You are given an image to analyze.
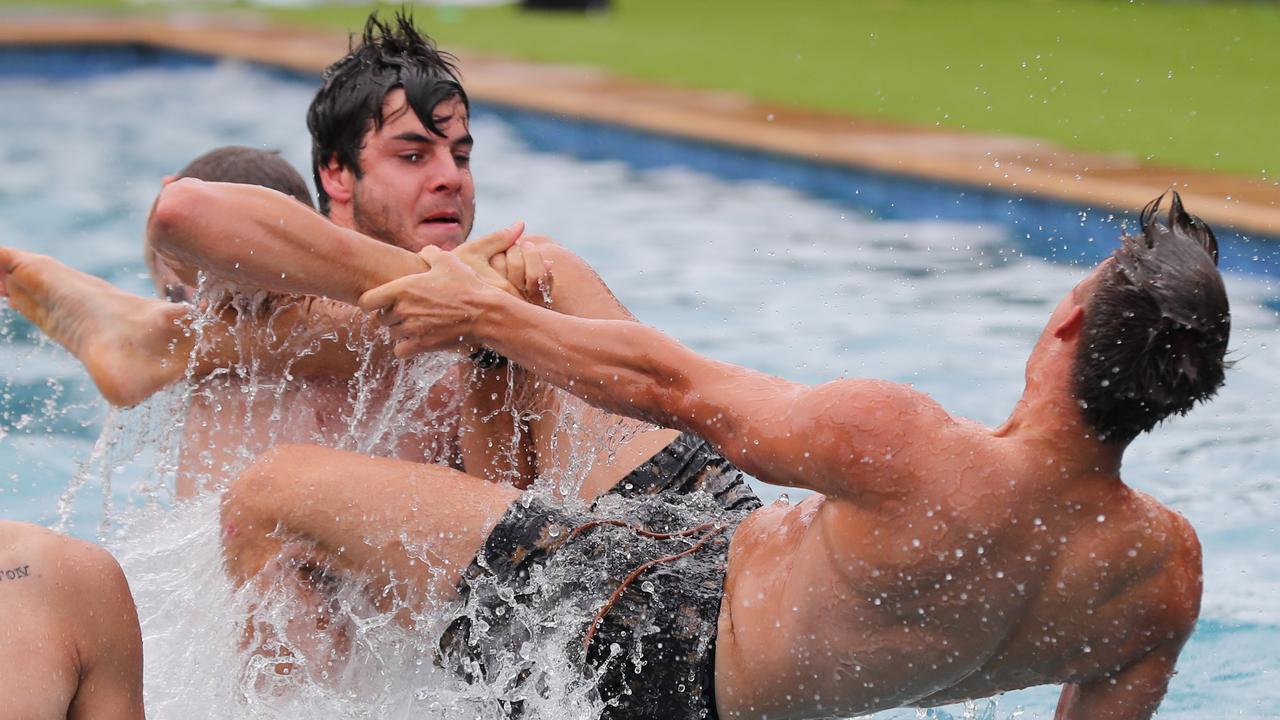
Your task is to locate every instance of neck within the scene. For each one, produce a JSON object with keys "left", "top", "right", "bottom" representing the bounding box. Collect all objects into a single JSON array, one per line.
[
  {"left": 995, "top": 357, "right": 1126, "bottom": 480},
  {"left": 327, "top": 202, "right": 355, "bottom": 231}
]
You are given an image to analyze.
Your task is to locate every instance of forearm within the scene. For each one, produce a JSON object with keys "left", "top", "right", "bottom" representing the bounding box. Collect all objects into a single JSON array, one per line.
[
  {"left": 148, "top": 179, "right": 425, "bottom": 304},
  {"left": 471, "top": 289, "right": 704, "bottom": 432}
]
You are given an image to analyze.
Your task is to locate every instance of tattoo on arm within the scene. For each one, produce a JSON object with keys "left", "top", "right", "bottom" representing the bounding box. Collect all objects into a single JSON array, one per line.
[{"left": 0, "top": 565, "right": 31, "bottom": 582}]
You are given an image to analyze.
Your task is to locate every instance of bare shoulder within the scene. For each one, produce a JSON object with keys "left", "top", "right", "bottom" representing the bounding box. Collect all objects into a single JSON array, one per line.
[
  {"left": 1158, "top": 505, "right": 1204, "bottom": 633},
  {"left": 785, "top": 379, "right": 958, "bottom": 497},
  {"left": 521, "top": 234, "right": 634, "bottom": 320},
  {"left": 1128, "top": 493, "right": 1203, "bottom": 636},
  {"left": 794, "top": 378, "right": 954, "bottom": 444},
  {"left": 0, "top": 521, "right": 130, "bottom": 612}
]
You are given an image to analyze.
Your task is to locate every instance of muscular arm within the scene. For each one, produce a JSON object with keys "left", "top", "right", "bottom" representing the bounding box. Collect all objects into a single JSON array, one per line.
[
  {"left": 363, "top": 251, "right": 939, "bottom": 498},
  {"left": 149, "top": 179, "right": 426, "bottom": 304},
  {"left": 1056, "top": 519, "right": 1200, "bottom": 720},
  {"left": 147, "top": 179, "right": 529, "bottom": 384}
]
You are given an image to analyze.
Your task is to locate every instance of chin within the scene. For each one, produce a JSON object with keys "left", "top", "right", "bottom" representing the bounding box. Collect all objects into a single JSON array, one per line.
[{"left": 411, "top": 228, "right": 466, "bottom": 253}]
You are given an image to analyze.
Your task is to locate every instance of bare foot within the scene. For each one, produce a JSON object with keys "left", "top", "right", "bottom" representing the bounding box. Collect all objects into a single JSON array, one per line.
[{"left": 0, "top": 247, "right": 192, "bottom": 407}]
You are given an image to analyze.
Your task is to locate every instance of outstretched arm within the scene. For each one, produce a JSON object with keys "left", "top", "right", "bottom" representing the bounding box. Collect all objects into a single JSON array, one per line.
[{"left": 360, "top": 250, "right": 940, "bottom": 499}]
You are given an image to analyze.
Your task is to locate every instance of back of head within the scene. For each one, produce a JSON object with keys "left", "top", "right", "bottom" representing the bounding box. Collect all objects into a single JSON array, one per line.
[
  {"left": 307, "top": 10, "right": 467, "bottom": 214},
  {"left": 174, "top": 146, "right": 314, "bottom": 208},
  {"left": 147, "top": 146, "right": 313, "bottom": 301},
  {"left": 1073, "top": 192, "right": 1231, "bottom": 444}
]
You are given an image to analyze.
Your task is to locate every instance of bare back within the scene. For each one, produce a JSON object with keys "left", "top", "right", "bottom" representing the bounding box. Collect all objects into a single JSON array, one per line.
[{"left": 714, "top": 388, "right": 1201, "bottom": 719}]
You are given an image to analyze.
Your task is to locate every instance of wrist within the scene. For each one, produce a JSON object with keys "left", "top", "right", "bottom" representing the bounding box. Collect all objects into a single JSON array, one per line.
[{"left": 468, "top": 283, "right": 513, "bottom": 347}]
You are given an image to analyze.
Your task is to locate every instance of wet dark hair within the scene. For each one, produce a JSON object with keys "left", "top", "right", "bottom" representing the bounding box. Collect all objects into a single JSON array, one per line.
[
  {"left": 306, "top": 10, "right": 467, "bottom": 214},
  {"left": 1073, "top": 191, "right": 1231, "bottom": 444},
  {"left": 175, "top": 146, "right": 314, "bottom": 208}
]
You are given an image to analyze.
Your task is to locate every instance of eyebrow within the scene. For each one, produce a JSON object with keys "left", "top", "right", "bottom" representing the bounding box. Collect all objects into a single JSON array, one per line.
[{"left": 391, "top": 131, "right": 474, "bottom": 147}]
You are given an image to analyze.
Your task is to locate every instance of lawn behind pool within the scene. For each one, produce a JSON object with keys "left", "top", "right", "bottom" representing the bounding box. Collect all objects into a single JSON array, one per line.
[{"left": 11, "top": 0, "right": 1280, "bottom": 181}]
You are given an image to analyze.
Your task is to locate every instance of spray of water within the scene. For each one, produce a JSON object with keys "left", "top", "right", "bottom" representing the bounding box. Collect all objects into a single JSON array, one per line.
[{"left": 65, "top": 281, "right": 658, "bottom": 719}]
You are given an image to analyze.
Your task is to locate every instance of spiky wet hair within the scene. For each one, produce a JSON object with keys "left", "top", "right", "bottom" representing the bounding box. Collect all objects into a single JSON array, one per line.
[
  {"left": 306, "top": 10, "right": 467, "bottom": 214},
  {"left": 1073, "top": 191, "right": 1231, "bottom": 443}
]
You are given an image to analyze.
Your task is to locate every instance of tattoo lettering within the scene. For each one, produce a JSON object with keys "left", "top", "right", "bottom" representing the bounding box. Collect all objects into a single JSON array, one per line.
[{"left": 0, "top": 565, "right": 31, "bottom": 582}]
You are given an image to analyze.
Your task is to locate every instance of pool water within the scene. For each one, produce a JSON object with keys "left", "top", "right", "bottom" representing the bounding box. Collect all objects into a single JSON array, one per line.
[{"left": 1, "top": 49, "right": 1277, "bottom": 719}]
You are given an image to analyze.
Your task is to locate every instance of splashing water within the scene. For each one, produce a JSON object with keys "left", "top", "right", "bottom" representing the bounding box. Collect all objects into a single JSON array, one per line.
[{"left": 74, "top": 282, "right": 662, "bottom": 718}]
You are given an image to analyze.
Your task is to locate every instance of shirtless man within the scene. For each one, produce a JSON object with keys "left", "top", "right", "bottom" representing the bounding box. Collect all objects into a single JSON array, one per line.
[
  {"left": 205, "top": 191, "right": 1226, "bottom": 719},
  {"left": 0, "top": 521, "right": 145, "bottom": 720}
]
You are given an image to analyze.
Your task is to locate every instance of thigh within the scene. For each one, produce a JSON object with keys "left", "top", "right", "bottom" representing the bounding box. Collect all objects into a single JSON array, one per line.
[{"left": 224, "top": 445, "right": 522, "bottom": 603}]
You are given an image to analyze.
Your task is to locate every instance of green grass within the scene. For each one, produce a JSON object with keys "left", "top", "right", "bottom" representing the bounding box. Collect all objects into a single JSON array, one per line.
[{"left": 10, "top": 0, "right": 1280, "bottom": 178}]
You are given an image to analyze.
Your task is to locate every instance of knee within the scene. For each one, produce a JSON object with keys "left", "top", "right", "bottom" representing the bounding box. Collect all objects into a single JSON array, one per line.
[{"left": 221, "top": 444, "right": 308, "bottom": 537}]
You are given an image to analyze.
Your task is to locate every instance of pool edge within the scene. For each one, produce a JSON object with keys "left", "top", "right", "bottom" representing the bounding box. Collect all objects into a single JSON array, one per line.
[{"left": 1, "top": 13, "right": 1278, "bottom": 238}]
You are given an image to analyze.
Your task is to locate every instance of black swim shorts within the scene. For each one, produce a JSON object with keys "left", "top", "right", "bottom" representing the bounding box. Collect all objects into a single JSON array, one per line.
[{"left": 439, "top": 432, "right": 762, "bottom": 719}]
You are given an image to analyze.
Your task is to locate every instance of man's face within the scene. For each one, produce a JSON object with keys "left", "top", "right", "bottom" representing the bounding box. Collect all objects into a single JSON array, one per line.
[{"left": 349, "top": 89, "right": 475, "bottom": 252}]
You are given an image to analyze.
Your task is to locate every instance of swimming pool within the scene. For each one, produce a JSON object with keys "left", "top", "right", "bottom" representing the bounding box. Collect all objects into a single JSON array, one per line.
[{"left": 1, "top": 46, "right": 1277, "bottom": 719}]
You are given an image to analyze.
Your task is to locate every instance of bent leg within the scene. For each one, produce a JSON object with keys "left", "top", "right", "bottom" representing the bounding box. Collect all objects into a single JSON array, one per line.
[{"left": 222, "top": 444, "right": 521, "bottom": 615}]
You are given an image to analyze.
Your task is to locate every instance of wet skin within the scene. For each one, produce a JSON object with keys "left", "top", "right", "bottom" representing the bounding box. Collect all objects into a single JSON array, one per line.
[
  {"left": 359, "top": 250, "right": 1203, "bottom": 719},
  {"left": 0, "top": 522, "right": 144, "bottom": 720}
]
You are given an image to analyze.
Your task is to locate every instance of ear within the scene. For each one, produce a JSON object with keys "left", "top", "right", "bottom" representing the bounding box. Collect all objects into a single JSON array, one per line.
[
  {"left": 1052, "top": 305, "right": 1085, "bottom": 341},
  {"left": 318, "top": 154, "right": 355, "bottom": 207}
]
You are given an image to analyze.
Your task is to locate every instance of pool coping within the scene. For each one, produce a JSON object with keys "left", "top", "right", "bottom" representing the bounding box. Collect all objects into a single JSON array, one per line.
[{"left": 3, "top": 13, "right": 1278, "bottom": 238}]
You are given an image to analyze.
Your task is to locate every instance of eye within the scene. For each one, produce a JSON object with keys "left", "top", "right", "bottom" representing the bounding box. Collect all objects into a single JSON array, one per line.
[
  {"left": 400, "top": 152, "right": 422, "bottom": 163},
  {"left": 454, "top": 153, "right": 471, "bottom": 167}
]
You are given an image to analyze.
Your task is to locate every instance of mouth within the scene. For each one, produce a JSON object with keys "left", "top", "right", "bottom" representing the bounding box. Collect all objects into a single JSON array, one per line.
[{"left": 420, "top": 211, "right": 461, "bottom": 229}]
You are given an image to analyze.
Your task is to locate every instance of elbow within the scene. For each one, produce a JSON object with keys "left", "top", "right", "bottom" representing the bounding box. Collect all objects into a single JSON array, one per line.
[{"left": 147, "top": 177, "right": 209, "bottom": 260}]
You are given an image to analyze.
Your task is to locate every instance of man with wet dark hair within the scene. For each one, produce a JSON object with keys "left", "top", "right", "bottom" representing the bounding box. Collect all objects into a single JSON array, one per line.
[
  {"left": 306, "top": 13, "right": 469, "bottom": 226},
  {"left": 1073, "top": 193, "right": 1230, "bottom": 443},
  {"left": 201, "top": 192, "right": 1226, "bottom": 719},
  {"left": 368, "top": 194, "right": 1226, "bottom": 718}
]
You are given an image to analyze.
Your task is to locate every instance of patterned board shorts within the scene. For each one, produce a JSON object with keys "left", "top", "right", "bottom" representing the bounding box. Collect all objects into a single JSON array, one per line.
[{"left": 438, "top": 432, "right": 762, "bottom": 719}]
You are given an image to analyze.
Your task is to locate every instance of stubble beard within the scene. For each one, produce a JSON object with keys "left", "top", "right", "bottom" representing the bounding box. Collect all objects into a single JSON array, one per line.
[{"left": 351, "top": 182, "right": 412, "bottom": 251}]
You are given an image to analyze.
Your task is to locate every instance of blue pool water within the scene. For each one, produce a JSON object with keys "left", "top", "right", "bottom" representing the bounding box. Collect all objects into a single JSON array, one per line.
[{"left": 1, "top": 47, "right": 1277, "bottom": 719}]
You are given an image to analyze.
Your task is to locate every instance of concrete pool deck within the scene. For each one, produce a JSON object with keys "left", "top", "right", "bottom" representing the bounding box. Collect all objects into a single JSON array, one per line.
[{"left": 3, "top": 13, "right": 1278, "bottom": 238}]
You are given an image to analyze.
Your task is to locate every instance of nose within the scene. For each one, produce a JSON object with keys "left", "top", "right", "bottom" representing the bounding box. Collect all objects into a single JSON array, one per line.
[{"left": 427, "top": 148, "right": 463, "bottom": 194}]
